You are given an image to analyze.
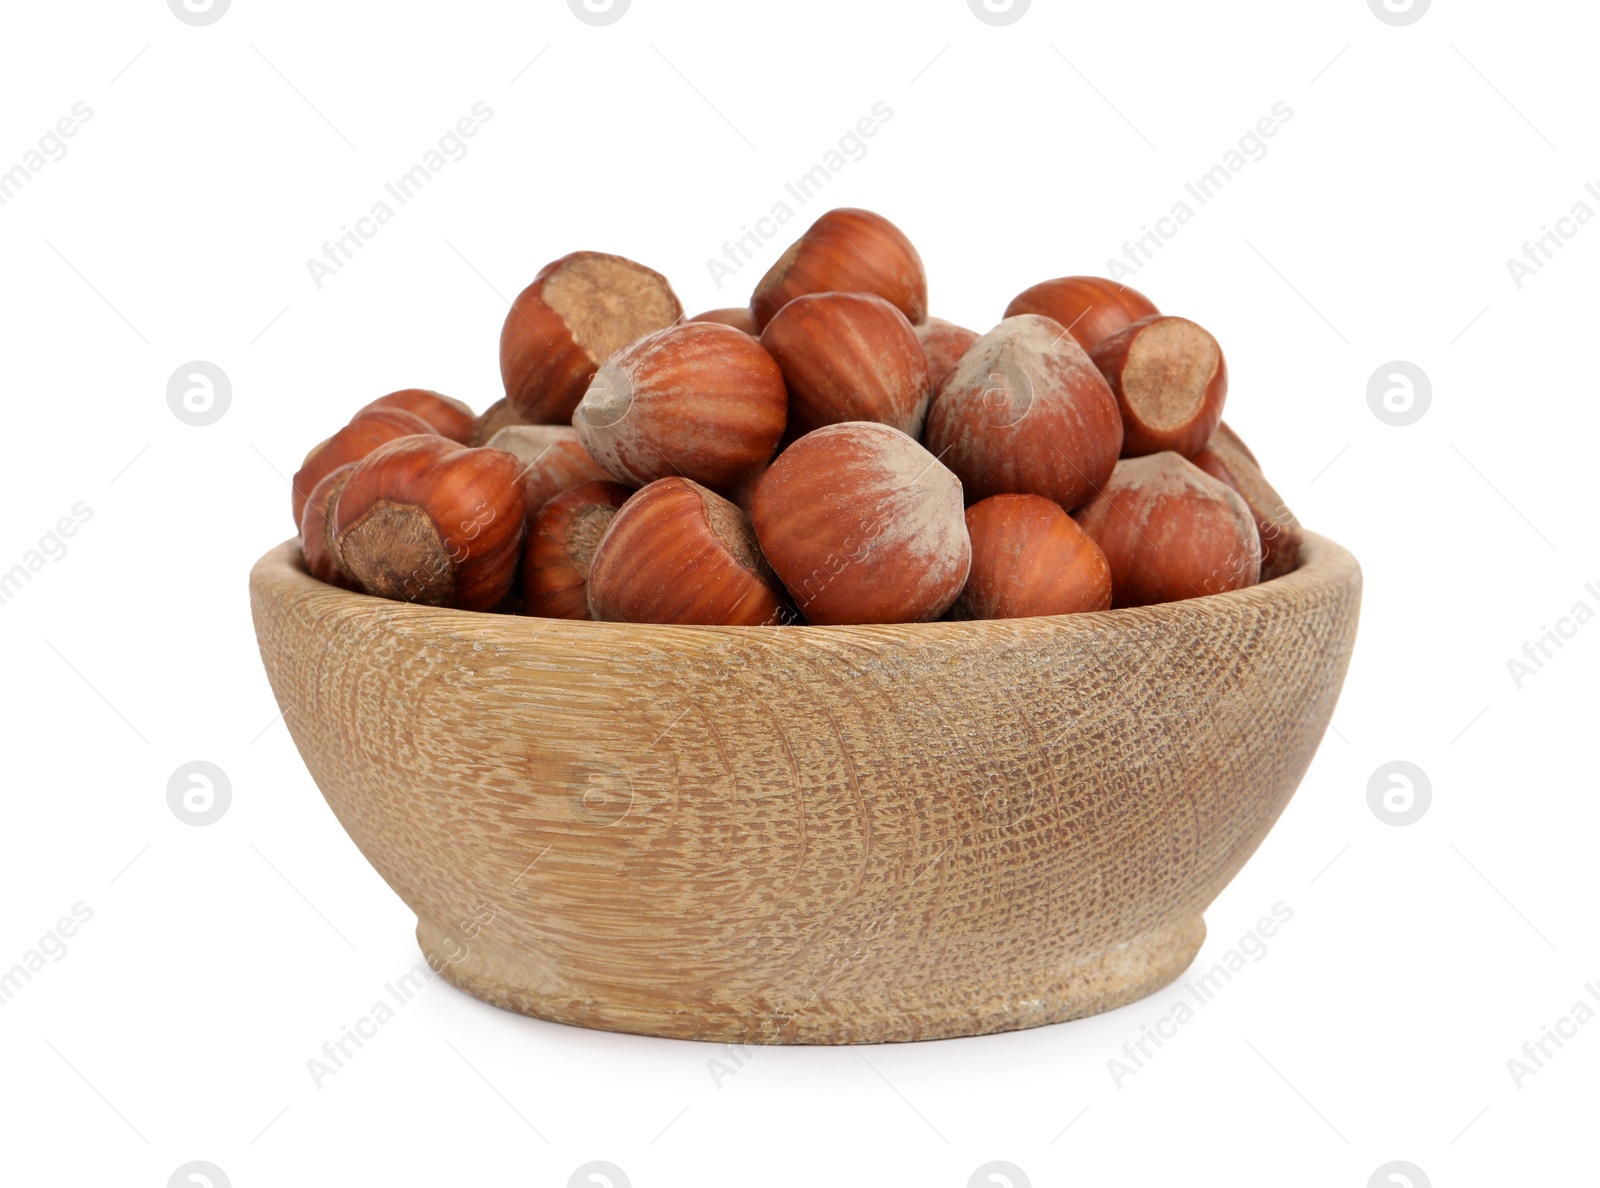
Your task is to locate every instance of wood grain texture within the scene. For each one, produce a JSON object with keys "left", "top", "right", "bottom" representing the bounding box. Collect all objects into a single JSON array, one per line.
[{"left": 250, "top": 532, "right": 1361, "bottom": 1044}]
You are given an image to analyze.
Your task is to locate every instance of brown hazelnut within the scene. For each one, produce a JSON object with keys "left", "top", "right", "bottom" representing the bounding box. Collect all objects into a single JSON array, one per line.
[
  {"left": 469, "top": 397, "right": 530, "bottom": 447},
  {"left": 954, "top": 494, "right": 1111, "bottom": 619},
  {"left": 922, "top": 314, "right": 1123, "bottom": 511},
  {"left": 587, "top": 477, "right": 793, "bottom": 626},
  {"left": 1073, "top": 452, "right": 1260, "bottom": 607},
  {"left": 500, "top": 251, "right": 682, "bottom": 423},
  {"left": 1003, "top": 276, "right": 1159, "bottom": 351},
  {"left": 572, "top": 321, "right": 787, "bottom": 494},
  {"left": 1192, "top": 424, "right": 1301, "bottom": 581},
  {"left": 291, "top": 406, "right": 435, "bottom": 528},
  {"left": 752, "top": 422, "right": 970, "bottom": 625},
  {"left": 361, "top": 389, "right": 476, "bottom": 444},
  {"left": 484, "top": 425, "right": 611, "bottom": 513},
  {"left": 299, "top": 463, "right": 358, "bottom": 589},
  {"left": 332, "top": 435, "right": 526, "bottom": 611},
  {"left": 915, "top": 317, "right": 980, "bottom": 391},
  {"left": 1089, "top": 315, "right": 1227, "bottom": 459},
  {"left": 688, "top": 307, "right": 758, "bottom": 335},
  {"left": 1209, "top": 420, "right": 1259, "bottom": 468},
  {"left": 522, "top": 479, "right": 634, "bottom": 619},
  {"left": 759, "top": 291, "right": 931, "bottom": 438},
  {"left": 750, "top": 208, "right": 927, "bottom": 331}
]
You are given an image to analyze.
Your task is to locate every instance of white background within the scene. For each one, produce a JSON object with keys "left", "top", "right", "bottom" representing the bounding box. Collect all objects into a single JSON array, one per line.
[{"left": 2, "top": 1, "right": 1596, "bottom": 1184}]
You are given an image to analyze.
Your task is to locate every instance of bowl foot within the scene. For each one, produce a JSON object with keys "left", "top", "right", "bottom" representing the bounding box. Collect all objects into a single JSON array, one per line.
[{"left": 416, "top": 912, "right": 1207, "bottom": 1044}]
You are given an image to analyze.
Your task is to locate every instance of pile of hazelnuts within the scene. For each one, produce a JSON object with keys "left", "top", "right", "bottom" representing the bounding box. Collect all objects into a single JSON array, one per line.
[{"left": 292, "top": 208, "right": 1301, "bottom": 627}]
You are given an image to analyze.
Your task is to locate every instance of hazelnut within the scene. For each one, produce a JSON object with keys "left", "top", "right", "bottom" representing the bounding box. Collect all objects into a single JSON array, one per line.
[
  {"left": 1004, "top": 276, "right": 1159, "bottom": 352},
  {"left": 299, "top": 462, "right": 358, "bottom": 589},
  {"left": 752, "top": 422, "right": 970, "bottom": 625},
  {"left": 922, "top": 314, "right": 1123, "bottom": 511},
  {"left": 1073, "top": 452, "right": 1260, "bottom": 607},
  {"left": 587, "top": 477, "right": 793, "bottom": 626},
  {"left": 954, "top": 494, "right": 1111, "bottom": 619},
  {"left": 1209, "top": 420, "right": 1259, "bottom": 468},
  {"left": 361, "top": 389, "right": 476, "bottom": 444},
  {"left": 500, "top": 251, "right": 682, "bottom": 423},
  {"left": 1090, "top": 315, "right": 1228, "bottom": 459},
  {"left": 332, "top": 435, "right": 526, "bottom": 611},
  {"left": 750, "top": 208, "right": 927, "bottom": 331},
  {"left": 484, "top": 425, "right": 610, "bottom": 513},
  {"left": 1192, "top": 424, "right": 1301, "bottom": 581},
  {"left": 469, "top": 397, "right": 530, "bottom": 447},
  {"left": 915, "top": 317, "right": 979, "bottom": 391},
  {"left": 522, "top": 479, "right": 634, "bottom": 619},
  {"left": 291, "top": 406, "right": 435, "bottom": 528},
  {"left": 759, "top": 292, "right": 931, "bottom": 438},
  {"left": 688, "top": 307, "right": 758, "bottom": 335},
  {"left": 572, "top": 321, "right": 787, "bottom": 494}
]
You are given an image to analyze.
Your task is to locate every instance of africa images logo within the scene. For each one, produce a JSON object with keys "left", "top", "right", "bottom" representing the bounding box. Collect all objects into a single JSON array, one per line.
[{"left": 968, "top": 0, "right": 1031, "bottom": 26}]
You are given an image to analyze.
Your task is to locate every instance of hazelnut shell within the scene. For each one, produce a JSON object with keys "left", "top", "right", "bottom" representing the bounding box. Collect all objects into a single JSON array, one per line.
[
  {"left": 1073, "top": 452, "right": 1261, "bottom": 607},
  {"left": 750, "top": 208, "right": 927, "bottom": 331},
  {"left": 923, "top": 315, "right": 1123, "bottom": 511},
  {"left": 752, "top": 421, "right": 970, "bottom": 625},
  {"left": 362, "top": 389, "right": 476, "bottom": 444},
  {"left": 759, "top": 291, "right": 931, "bottom": 439},
  {"left": 523, "top": 479, "right": 635, "bottom": 620},
  {"left": 587, "top": 477, "right": 793, "bottom": 626},
  {"left": 291, "top": 406, "right": 435, "bottom": 528},
  {"left": 1003, "top": 276, "right": 1159, "bottom": 352},
  {"left": 500, "top": 251, "right": 683, "bottom": 423},
  {"left": 954, "top": 494, "right": 1112, "bottom": 619},
  {"left": 573, "top": 321, "right": 787, "bottom": 494},
  {"left": 332, "top": 435, "right": 527, "bottom": 611}
]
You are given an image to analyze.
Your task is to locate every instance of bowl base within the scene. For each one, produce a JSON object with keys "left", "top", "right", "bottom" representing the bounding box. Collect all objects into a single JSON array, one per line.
[{"left": 417, "top": 913, "right": 1207, "bottom": 1044}]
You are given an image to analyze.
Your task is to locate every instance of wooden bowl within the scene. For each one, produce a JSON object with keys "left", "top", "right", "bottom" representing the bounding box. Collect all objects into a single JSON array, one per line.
[{"left": 250, "top": 532, "right": 1360, "bottom": 1044}]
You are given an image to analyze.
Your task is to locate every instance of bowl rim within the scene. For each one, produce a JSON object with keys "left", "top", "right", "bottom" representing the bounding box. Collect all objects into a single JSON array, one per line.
[{"left": 251, "top": 530, "right": 1359, "bottom": 647}]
